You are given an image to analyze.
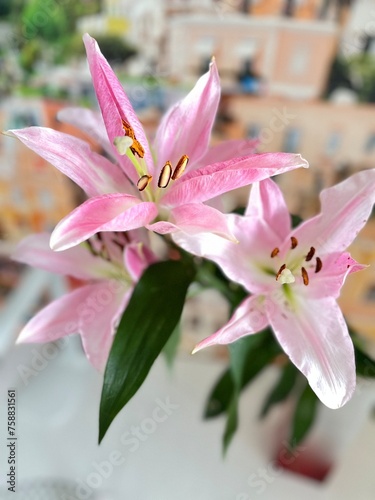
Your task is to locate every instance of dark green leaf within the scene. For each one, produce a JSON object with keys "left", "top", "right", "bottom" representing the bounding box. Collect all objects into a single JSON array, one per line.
[
  {"left": 291, "top": 213, "right": 303, "bottom": 229},
  {"left": 163, "top": 324, "right": 181, "bottom": 369},
  {"left": 289, "top": 383, "right": 319, "bottom": 448},
  {"left": 99, "top": 259, "right": 195, "bottom": 443},
  {"left": 222, "top": 392, "right": 239, "bottom": 455},
  {"left": 204, "top": 328, "right": 282, "bottom": 419},
  {"left": 355, "top": 345, "right": 375, "bottom": 378},
  {"left": 260, "top": 362, "right": 299, "bottom": 418},
  {"left": 204, "top": 369, "right": 234, "bottom": 418}
]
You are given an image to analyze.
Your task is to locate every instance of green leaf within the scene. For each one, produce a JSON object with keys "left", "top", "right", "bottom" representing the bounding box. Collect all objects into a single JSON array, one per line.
[
  {"left": 204, "top": 328, "right": 282, "bottom": 419},
  {"left": 289, "top": 383, "right": 319, "bottom": 448},
  {"left": 222, "top": 392, "right": 239, "bottom": 455},
  {"left": 163, "top": 324, "right": 181, "bottom": 369},
  {"left": 291, "top": 213, "right": 303, "bottom": 229},
  {"left": 204, "top": 369, "right": 234, "bottom": 418},
  {"left": 99, "top": 259, "right": 195, "bottom": 443},
  {"left": 260, "top": 362, "right": 299, "bottom": 418},
  {"left": 354, "top": 345, "right": 375, "bottom": 378}
]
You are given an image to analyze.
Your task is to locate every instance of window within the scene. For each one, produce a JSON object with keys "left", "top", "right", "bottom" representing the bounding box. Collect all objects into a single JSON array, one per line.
[
  {"left": 247, "top": 123, "right": 260, "bottom": 139},
  {"left": 283, "top": 128, "right": 301, "bottom": 153},
  {"left": 325, "top": 131, "right": 341, "bottom": 156},
  {"left": 365, "top": 285, "right": 375, "bottom": 302},
  {"left": 365, "top": 133, "right": 375, "bottom": 153}
]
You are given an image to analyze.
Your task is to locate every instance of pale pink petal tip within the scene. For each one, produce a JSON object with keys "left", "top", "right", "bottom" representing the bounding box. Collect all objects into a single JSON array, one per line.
[{"left": 192, "top": 336, "right": 216, "bottom": 354}]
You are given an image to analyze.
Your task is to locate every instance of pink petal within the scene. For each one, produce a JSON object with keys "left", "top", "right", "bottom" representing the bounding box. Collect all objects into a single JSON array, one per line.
[
  {"left": 57, "top": 107, "right": 113, "bottom": 157},
  {"left": 299, "top": 252, "right": 366, "bottom": 300},
  {"left": 83, "top": 34, "right": 154, "bottom": 180},
  {"left": 265, "top": 293, "right": 356, "bottom": 409},
  {"left": 193, "top": 138, "right": 259, "bottom": 170},
  {"left": 80, "top": 284, "right": 132, "bottom": 371},
  {"left": 148, "top": 203, "right": 237, "bottom": 241},
  {"left": 13, "top": 233, "right": 115, "bottom": 280},
  {"left": 292, "top": 168, "right": 375, "bottom": 255},
  {"left": 7, "top": 127, "right": 133, "bottom": 197},
  {"left": 50, "top": 194, "right": 158, "bottom": 251},
  {"left": 173, "top": 214, "right": 278, "bottom": 294},
  {"left": 193, "top": 295, "right": 267, "bottom": 353},
  {"left": 154, "top": 59, "right": 220, "bottom": 168},
  {"left": 162, "top": 153, "right": 308, "bottom": 207},
  {"left": 124, "top": 242, "right": 157, "bottom": 281},
  {"left": 17, "top": 281, "right": 129, "bottom": 371},
  {"left": 245, "top": 179, "right": 291, "bottom": 241}
]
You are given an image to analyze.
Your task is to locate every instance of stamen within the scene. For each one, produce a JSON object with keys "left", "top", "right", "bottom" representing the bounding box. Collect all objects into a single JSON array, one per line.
[
  {"left": 301, "top": 267, "right": 309, "bottom": 286},
  {"left": 305, "top": 247, "right": 316, "bottom": 262},
  {"left": 291, "top": 236, "right": 298, "bottom": 249},
  {"left": 315, "top": 257, "right": 323, "bottom": 273},
  {"left": 276, "top": 264, "right": 286, "bottom": 281},
  {"left": 122, "top": 119, "right": 145, "bottom": 158},
  {"left": 131, "top": 139, "right": 145, "bottom": 158},
  {"left": 137, "top": 174, "right": 153, "bottom": 191},
  {"left": 270, "top": 247, "right": 280, "bottom": 258},
  {"left": 171, "top": 154, "right": 189, "bottom": 180},
  {"left": 158, "top": 161, "right": 172, "bottom": 188}
]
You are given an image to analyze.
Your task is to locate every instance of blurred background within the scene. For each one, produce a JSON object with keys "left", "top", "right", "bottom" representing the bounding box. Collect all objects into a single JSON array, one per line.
[{"left": 1, "top": 1, "right": 375, "bottom": 499}]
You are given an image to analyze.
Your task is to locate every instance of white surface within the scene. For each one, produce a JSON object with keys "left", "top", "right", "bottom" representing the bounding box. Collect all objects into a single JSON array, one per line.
[{"left": 0, "top": 337, "right": 374, "bottom": 500}]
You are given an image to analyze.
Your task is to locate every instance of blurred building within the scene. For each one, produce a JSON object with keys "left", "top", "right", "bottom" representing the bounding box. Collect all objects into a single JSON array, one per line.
[
  {"left": 215, "top": 93, "right": 375, "bottom": 213},
  {"left": 0, "top": 99, "right": 91, "bottom": 244}
]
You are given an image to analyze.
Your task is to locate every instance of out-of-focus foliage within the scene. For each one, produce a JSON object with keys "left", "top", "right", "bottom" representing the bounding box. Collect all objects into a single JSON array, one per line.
[{"left": 93, "top": 34, "right": 138, "bottom": 63}]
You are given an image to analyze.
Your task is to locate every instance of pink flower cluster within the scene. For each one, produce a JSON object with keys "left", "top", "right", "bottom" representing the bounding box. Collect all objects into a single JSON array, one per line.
[{"left": 10, "top": 34, "right": 375, "bottom": 409}]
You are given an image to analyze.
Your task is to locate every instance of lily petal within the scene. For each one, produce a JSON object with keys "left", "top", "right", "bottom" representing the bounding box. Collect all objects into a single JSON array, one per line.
[
  {"left": 80, "top": 283, "right": 132, "bottom": 371},
  {"left": 83, "top": 33, "right": 154, "bottom": 180},
  {"left": 17, "top": 282, "right": 129, "bottom": 372},
  {"left": 292, "top": 168, "right": 375, "bottom": 255},
  {"left": 148, "top": 203, "right": 237, "bottom": 241},
  {"left": 124, "top": 242, "right": 157, "bottom": 281},
  {"left": 50, "top": 194, "right": 158, "bottom": 251},
  {"left": 245, "top": 179, "right": 291, "bottom": 241},
  {"left": 13, "top": 233, "right": 115, "bottom": 280},
  {"left": 193, "top": 138, "right": 259, "bottom": 171},
  {"left": 162, "top": 153, "right": 308, "bottom": 207},
  {"left": 193, "top": 295, "right": 268, "bottom": 353},
  {"left": 154, "top": 58, "right": 220, "bottom": 168},
  {"left": 266, "top": 294, "right": 356, "bottom": 409},
  {"left": 173, "top": 214, "right": 279, "bottom": 294},
  {"left": 7, "top": 127, "right": 132, "bottom": 197},
  {"left": 305, "top": 252, "right": 367, "bottom": 299},
  {"left": 57, "top": 107, "right": 113, "bottom": 157}
]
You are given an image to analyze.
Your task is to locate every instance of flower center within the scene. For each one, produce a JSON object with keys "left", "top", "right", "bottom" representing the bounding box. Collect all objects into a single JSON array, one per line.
[
  {"left": 271, "top": 237, "right": 323, "bottom": 286},
  {"left": 114, "top": 120, "right": 189, "bottom": 196}
]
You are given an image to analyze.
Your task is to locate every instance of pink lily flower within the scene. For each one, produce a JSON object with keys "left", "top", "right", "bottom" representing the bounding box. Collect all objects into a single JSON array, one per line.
[
  {"left": 13, "top": 231, "right": 156, "bottom": 371},
  {"left": 6, "top": 34, "right": 307, "bottom": 251},
  {"left": 173, "top": 170, "right": 375, "bottom": 409}
]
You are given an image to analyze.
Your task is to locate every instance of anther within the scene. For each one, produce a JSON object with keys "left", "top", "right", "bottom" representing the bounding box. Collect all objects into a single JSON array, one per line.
[
  {"left": 276, "top": 264, "right": 286, "bottom": 281},
  {"left": 270, "top": 247, "right": 280, "bottom": 258},
  {"left": 122, "top": 119, "right": 145, "bottom": 158},
  {"left": 291, "top": 236, "right": 298, "bottom": 249},
  {"left": 137, "top": 174, "right": 153, "bottom": 191},
  {"left": 301, "top": 267, "right": 309, "bottom": 286},
  {"left": 171, "top": 154, "right": 189, "bottom": 180},
  {"left": 315, "top": 257, "right": 323, "bottom": 273},
  {"left": 305, "top": 247, "right": 316, "bottom": 262},
  {"left": 158, "top": 161, "right": 172, "bottom": 188}
]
